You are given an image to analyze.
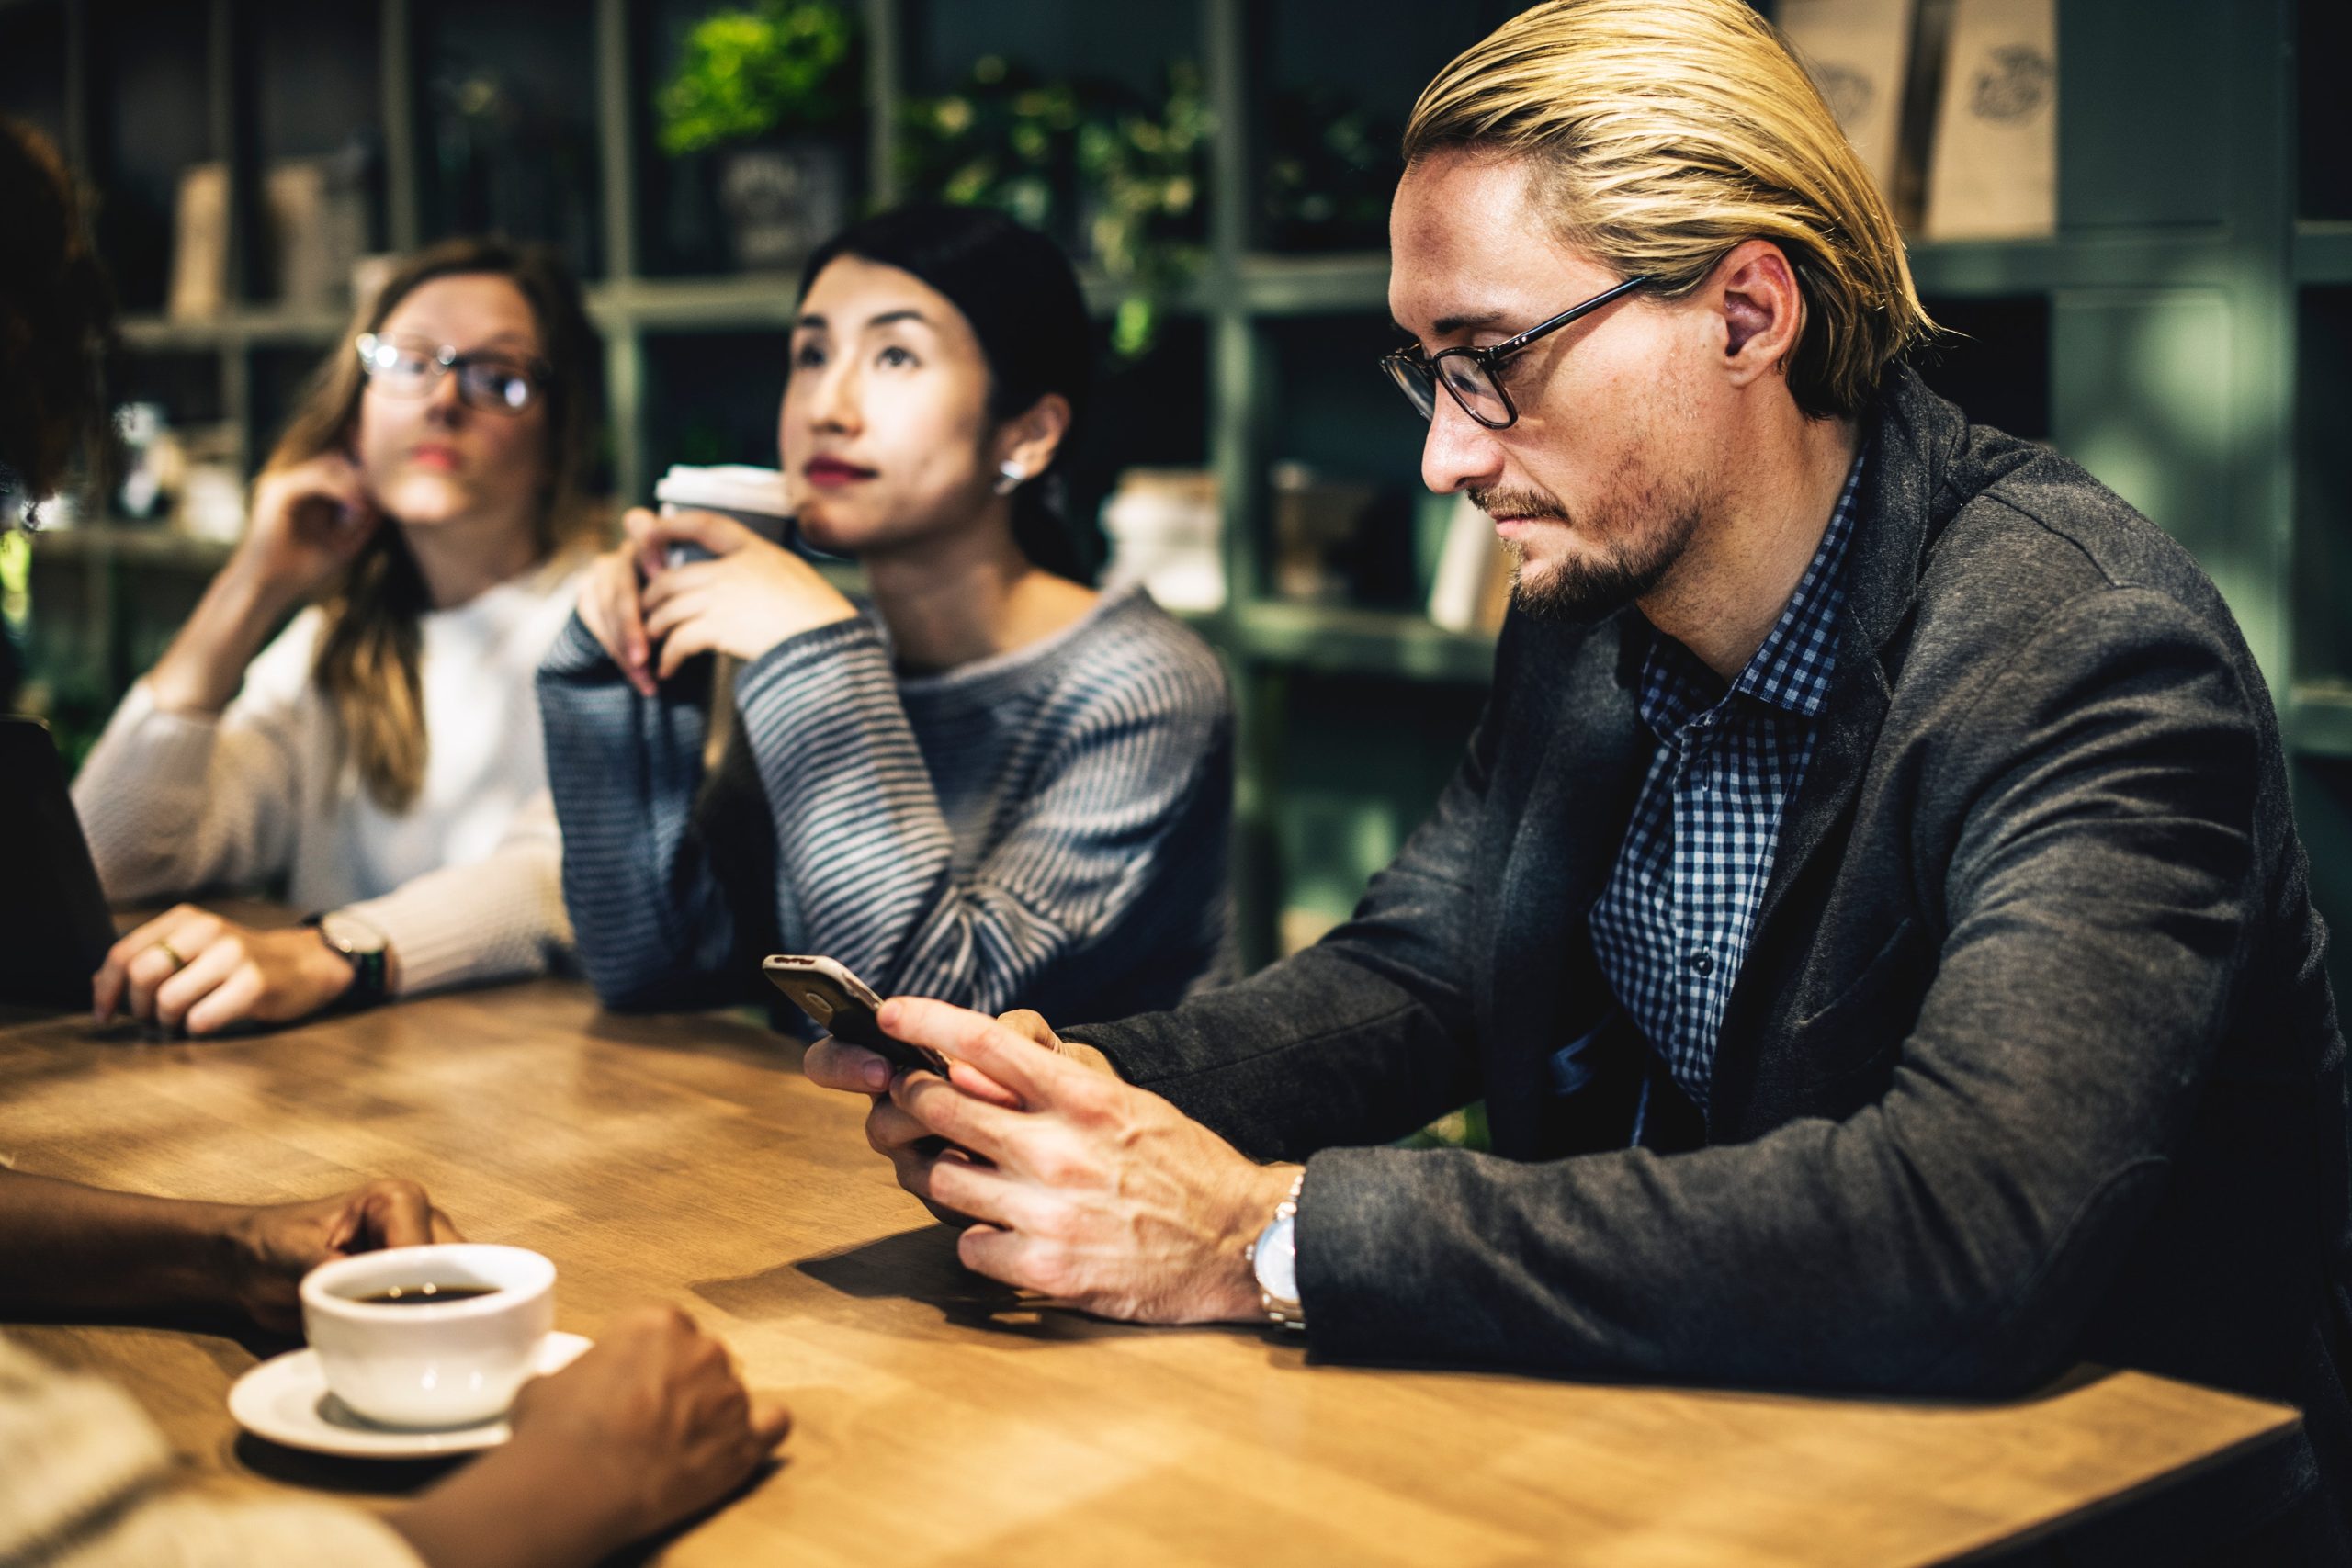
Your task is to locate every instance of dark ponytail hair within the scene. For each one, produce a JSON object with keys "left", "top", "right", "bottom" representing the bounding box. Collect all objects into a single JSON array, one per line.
[
  {"left": 0, "top": 118, "right": 113, "bottom": 513},
  {"left": 798, "top": 203, "right": 1095, "bottom": 582}
]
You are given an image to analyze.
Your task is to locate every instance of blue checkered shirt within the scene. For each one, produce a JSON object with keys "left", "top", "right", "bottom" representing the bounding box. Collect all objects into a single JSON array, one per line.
[{"left": 1586, "top": 451, "right": 1866, "bottom": 1114}]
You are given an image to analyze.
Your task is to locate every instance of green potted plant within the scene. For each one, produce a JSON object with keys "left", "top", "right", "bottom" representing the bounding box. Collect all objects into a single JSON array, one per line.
[
  {"left": 655, "top": 0, "right": 861, "bottom": 271},
  {"left": 1075, "top": 61, "right": 1207, "bottom": 356},
  {"left": 1261, "top": 86, "right": 1396, "bottom": 254},
  {"left": 897, "top": 58, "right": 1085, "bottom": 241},
  {"left": 899, "top": 56, "right": 1206, "bottom": 356}
]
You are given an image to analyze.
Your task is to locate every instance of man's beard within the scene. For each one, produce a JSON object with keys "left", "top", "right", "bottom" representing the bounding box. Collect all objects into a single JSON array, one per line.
[{"left": 1475, "top": 481, "right": 1700, "bottom": 625}]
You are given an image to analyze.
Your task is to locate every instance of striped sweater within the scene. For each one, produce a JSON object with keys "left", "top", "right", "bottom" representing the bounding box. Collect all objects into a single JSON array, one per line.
[{"left": 538, "top": 585, "right": 1235, "bottom": 1025}]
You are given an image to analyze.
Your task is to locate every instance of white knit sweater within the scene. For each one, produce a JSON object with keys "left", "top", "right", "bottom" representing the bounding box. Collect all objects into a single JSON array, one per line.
[
  {"left": 0, "top": 1335, "right": 422, "bottom": 1567},
  {"left": 71, "top": 557, "right": 587, "bottom": 997}
]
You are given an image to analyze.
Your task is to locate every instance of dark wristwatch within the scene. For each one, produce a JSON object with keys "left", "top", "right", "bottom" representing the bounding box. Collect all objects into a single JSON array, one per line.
[{"left": 304, "top": 910, "right": 390, "bottom": 1010}]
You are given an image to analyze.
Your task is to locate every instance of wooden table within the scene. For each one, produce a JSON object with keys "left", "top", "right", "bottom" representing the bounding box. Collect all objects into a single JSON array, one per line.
[{"left": 0, "top": 981, "right": 2299, "bottom": 1567}]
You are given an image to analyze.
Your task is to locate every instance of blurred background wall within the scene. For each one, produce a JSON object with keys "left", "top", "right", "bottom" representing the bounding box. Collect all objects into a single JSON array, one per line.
[{"left": 0, "top": 0, "right": 2345, "bottom": 987}]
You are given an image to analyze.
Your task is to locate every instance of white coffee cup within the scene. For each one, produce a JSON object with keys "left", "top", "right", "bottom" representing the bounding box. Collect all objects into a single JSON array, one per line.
[
  {"left": 300, "top": 1244, "right": 557, "bottom": 1428},
  {"left": 655, "top": 464, "right": 795, "bottom": 566}
]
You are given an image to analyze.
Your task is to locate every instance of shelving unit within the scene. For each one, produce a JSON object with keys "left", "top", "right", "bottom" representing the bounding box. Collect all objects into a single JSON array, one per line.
[
  {"left": 5, "top": 0, "right": 2346, "bottom": 983},
  {"left": 24, "top": 526, "right": 235, "bottom": 572}
]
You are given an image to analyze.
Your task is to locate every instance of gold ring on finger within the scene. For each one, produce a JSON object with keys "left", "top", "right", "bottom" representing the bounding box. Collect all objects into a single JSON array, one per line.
[{"left": 153, "top": 940, "right": 187, "bottom": 971}]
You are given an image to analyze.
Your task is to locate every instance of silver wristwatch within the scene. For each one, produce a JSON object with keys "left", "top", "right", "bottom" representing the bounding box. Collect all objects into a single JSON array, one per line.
[{"left": 1244, "top": 1168, "right": 1306, "bottom": 1330}]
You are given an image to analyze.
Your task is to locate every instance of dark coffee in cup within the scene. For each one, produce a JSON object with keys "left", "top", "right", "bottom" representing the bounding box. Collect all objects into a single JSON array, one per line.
[{"left": 355, "top": 1283, "right": 502, "bottom": 1306}]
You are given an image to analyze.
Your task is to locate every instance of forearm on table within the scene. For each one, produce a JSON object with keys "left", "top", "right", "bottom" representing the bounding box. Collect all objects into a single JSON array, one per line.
[
  {"left": 1295, "top": 596, "right": 2263, "bottom": 1392},
  {"left": 0, "top": 1169, "right": 243, "bottom": 1319},
  {"left": 735, "top": 623, "right": 955, "bottom": 979},
  {"left": 1288, "top": 919, "right": 2231, "bottom": 1393},
  {"left": 560, "top": 833, "right": 740, "bottom": 1011},
  {"left": 389, "top": 1440, "right": 636, "bottom": 1568},
  {"left": 1296, "top": 790, "right": 2246, "bottom": 1395},
  {"left": 344, "top": 839, "right": 570, "bottom": 999},
  {"left": 538, "top": 624, "right": 740, "bottom": 1007},
  {"left": 1068, "top": 941, "right": 1481, "bottom": 1161}
]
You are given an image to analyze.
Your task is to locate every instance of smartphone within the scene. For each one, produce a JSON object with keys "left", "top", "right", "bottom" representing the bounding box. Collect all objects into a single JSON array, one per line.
[{"left": 761, "top": 954, "right": 951, "bottom": 1077}]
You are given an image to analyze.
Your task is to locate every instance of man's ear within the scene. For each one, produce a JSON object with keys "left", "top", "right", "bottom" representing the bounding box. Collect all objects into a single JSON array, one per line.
[
  {"left": 995, "top": 392, "right": 1073, "bottom": 481},
  {"left": 1713, "top": 239, "right": 1807, "bottom": 389}
]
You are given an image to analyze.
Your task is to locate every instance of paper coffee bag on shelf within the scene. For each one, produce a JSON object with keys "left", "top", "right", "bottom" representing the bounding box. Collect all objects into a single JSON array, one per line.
[
  {"left": 266, "top": 154, "right": 370, "bottom": 313},
  {"left": 1924, "top": 0, "right": 2057, "bottom": 241},
  {"left": 1779, "top": 0, "right": 1916, "bottom": 206},
  {"left": 1102, "top": 468, "right": 1224, "bottom": 614},
  {"left": 168, "top": 163, "right": 229, "bottom": 322},
  {"left": 1267, "top": 463, "right": 1373, "bottom": 605}
]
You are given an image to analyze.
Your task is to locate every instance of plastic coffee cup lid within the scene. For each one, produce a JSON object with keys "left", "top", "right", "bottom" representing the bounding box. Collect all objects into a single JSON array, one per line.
[{"left": 655, "top": 465, "right": 790, "bottom": 517}]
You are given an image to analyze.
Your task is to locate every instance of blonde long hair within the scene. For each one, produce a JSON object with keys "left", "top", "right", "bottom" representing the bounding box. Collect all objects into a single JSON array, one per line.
[
  {"left": 266, "top": 239, "right": 605, "bottom": 812},
  {"left": 1402, "top": 0, "right": 1934, "bottom": 420}
]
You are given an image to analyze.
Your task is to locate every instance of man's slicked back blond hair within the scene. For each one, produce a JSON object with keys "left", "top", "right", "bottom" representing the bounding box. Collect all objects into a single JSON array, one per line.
[{"left": 1403, "top": 0, "right": 1933, "bottom": 420}]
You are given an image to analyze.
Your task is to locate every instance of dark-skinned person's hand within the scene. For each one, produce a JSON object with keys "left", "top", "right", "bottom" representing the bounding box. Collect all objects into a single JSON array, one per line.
[
  {"left": 387, "top": 1304, "right": 790, "bottom": 1568},
  {"left": 223, "top": 1178, "right": 461, "bottom": 1335},
  {"left": 0, "top": 1168, "right": 458, "bottom": 1330}
]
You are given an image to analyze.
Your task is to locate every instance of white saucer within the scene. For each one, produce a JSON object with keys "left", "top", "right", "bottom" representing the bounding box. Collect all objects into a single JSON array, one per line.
[{"left": 227, "top": 1331, "right": 592, "bottom": 1459}]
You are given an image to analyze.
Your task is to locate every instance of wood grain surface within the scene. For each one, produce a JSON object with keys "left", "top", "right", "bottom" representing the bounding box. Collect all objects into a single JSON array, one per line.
[{"left": 0, "top": 980, "right": 2298, "bottom": 1567}]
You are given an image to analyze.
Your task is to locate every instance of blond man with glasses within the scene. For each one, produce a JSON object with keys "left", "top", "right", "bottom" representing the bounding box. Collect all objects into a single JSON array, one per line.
[{"left": 807, "top": 5, "right": 2350, "bottom": 1558}]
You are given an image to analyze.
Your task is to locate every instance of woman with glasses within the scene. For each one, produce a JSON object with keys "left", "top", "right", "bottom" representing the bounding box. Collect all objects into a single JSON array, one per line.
[{"left": 74, "top": 237, "right": 601, "bottom": 1034}]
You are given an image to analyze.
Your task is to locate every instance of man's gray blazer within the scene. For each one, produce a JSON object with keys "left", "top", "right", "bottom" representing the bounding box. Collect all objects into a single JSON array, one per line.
[{"left": 1073, "top": 366, "right": 2351, "bottom": 1557}]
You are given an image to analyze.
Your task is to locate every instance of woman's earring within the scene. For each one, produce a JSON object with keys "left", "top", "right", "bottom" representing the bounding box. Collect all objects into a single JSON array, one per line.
[{"left": 994, "top": 460, "right": 1027, "bottom": 496}]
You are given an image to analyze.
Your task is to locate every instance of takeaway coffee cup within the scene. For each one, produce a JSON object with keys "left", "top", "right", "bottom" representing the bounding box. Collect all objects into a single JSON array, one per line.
[
  {"left": 301, "top": 1244, "right": 557, "bottom": 1427},
  {"left": 655, "top": 463, "right": 793, "bottom": 566}
]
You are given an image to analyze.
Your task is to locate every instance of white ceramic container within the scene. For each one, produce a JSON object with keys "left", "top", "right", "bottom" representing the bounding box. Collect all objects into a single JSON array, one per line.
[{"left": 300, "top": 1244, "right": 556, "bottom": 1428}]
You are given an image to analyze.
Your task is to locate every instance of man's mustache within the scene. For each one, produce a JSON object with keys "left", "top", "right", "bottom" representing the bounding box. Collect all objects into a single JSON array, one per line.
[{"left": 1467, "top": 486, "right": 1571, "bottom": 523}]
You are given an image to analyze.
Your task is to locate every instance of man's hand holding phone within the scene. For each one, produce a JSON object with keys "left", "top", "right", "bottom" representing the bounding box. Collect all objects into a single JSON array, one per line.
[
  {"left": 765, "top": 954, "right": 955, "bottom": 1079},
  {"left": 803, "top": 1000, "right": 1107, "bottom": 1099},
  {"left": 787, "top": 956, "right": 1118, "bottom": 1226},
  {"left": 821, "top": 998, "right": 1291, "bottom": 1324}
]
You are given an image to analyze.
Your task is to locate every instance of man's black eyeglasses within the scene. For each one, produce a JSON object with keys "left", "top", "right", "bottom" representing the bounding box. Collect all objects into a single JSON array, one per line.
[{"left": 1379, "top": 275, "right": 1653, "bottom": 430}]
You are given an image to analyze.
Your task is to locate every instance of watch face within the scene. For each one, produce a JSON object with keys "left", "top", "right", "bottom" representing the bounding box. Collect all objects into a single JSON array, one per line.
[
  {"left": 1253, "top": 1212, "right": 1298, "bottom": 1305},
  {"left": 319, "top": 912, "right": 389, "bottom": 955}
]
